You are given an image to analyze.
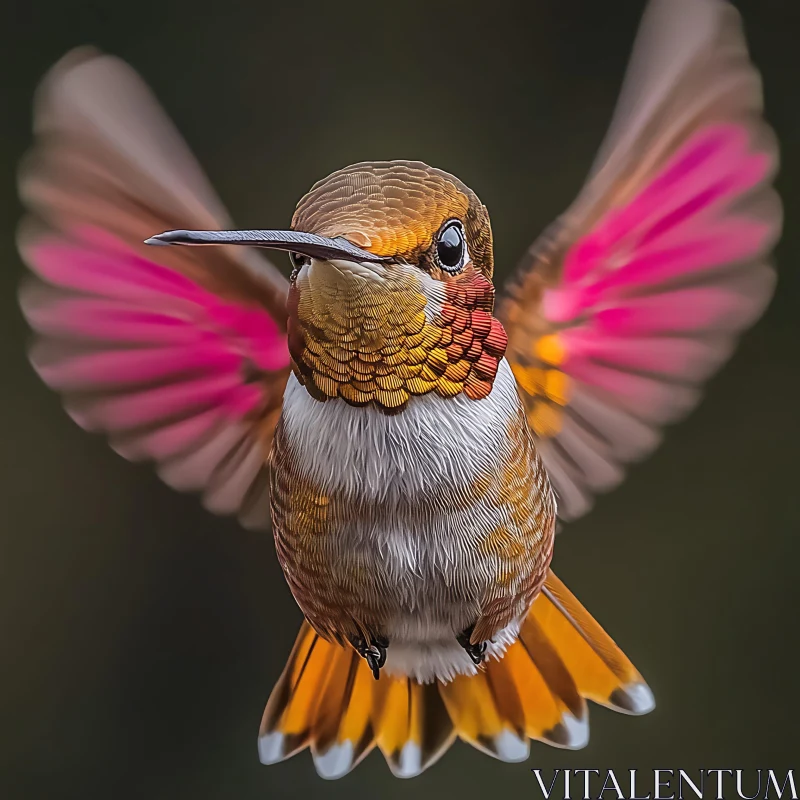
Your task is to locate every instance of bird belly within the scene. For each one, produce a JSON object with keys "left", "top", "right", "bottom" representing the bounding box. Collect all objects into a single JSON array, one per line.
[
  {"left": 332, "top": 507, "right": 538, "bottom": 683},
  {"left": 271, "top": 360, "right": 555, "bottom": 682}
]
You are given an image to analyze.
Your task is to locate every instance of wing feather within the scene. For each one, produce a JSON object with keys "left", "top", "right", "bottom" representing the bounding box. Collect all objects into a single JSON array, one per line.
[
  {"left": 17, "top": 48, "right": 291, "bottom": 529},
  {"left": 498, "top": 0, "right": 781, "bottom": 520}
]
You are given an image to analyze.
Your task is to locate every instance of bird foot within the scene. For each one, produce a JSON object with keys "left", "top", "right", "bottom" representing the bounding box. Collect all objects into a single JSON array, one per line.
[
  {"left": 351, "top": 634, "right": 388, "bottom": 680},
  {"left": 457, "top": 625, "right": 487, "bottom": 666}
]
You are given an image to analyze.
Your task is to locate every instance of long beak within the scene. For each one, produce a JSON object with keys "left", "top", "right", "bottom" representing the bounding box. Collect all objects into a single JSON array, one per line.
[{"left": 144, "top": 229, "right": 389, "bottom": 264}]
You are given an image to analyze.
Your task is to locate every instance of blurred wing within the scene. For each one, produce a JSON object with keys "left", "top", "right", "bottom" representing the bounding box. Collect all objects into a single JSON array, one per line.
[
  {"left": 18, "top": 48, "right": 291, "bottom": 530},
  {"left": 498, "top": 0, "right": 781, "bottom": 520}
]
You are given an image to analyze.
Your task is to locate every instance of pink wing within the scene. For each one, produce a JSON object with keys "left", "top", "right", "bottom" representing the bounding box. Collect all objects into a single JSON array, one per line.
[
  {"left": 498, "top": 0, "right": 781, "bottom": 520},
  {"left": 18, "top": 49, "right": 291, "bottom": 529}
]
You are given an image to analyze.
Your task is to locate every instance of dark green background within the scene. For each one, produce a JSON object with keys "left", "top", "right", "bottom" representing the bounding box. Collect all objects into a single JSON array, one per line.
[{"left": 1, "top": 1, "right": 798, "bottom": 797}]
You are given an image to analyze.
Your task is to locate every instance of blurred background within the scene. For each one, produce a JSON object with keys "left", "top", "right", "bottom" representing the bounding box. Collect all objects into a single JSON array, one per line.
[{"left": 1, "top": 0, "right": 799, "bottom": 797}]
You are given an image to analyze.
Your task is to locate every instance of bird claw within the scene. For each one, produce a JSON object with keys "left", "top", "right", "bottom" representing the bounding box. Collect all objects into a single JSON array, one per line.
[
  {"left": 457, "top": 626, "right": 487, "bottom": 666},
  {"left": 352, "top": 634, "right": 388, "bottom": 680}
]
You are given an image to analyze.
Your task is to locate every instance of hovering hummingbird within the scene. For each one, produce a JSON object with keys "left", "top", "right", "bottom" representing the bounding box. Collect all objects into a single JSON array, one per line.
[{"left": 17, "top": 0, "right": 780, "bottom": 781}]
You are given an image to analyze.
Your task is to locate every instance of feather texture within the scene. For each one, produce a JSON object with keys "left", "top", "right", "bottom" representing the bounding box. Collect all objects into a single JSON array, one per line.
[
  {"left": 259, "top": 571, "right": 650, "bottom": 778},
  {"left": 17, "top": 49, "right": 291, "bottom": 528},
  {"left": 498, "top": 0, "right": 782, "bottom": 520}
]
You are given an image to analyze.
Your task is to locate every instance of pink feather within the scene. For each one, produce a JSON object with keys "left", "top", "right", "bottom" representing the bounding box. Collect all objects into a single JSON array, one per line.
[
  {"left": 546, "top": 124, "right": 774, "bottom": 326},
  {"left": 22, "top": 225, "right": 290, "bottom": 469}
]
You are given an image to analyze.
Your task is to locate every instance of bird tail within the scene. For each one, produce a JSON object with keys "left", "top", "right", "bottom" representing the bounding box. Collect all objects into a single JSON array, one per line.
[{"left": 258, "top": 570, "right": 654, "bottom": 780}]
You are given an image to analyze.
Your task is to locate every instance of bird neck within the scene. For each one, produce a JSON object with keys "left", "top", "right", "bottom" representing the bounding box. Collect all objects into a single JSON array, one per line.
[{"left": 286, "top": 263, "right": 508, "bottom": 414}]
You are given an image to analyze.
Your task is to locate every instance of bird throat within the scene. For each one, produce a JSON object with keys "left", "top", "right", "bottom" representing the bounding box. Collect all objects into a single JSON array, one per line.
[{"left": 286, "top": 263, "right": 509, "bottom": 413}]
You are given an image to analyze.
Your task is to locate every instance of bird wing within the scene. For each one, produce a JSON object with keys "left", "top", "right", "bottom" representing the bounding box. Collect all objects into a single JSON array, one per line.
[
  {"left": 497, "top": 0, "right": 782, "bottom": 521},
  {"left": 18, "top": 48, "right": 291, "bottom": 530}
]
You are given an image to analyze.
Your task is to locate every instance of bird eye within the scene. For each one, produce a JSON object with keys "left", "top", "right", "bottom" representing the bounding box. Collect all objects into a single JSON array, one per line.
[
  {"left": 435, "top": 221, "right": 467, "bottom": 273},
  {"left": 289, "top": 252, "right": 310, "bottom": 269},
  {"left": 289, "top": 252, "right": 311, "bottom": 275}
]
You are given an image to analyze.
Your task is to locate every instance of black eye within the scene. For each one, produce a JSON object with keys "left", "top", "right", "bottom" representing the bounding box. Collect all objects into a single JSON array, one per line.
[
  {"left": 289, "top": 252, "right": 311, "bottom": 275},
  {"left": 435, "top": 221, "right": 466, "bottom": 273}
]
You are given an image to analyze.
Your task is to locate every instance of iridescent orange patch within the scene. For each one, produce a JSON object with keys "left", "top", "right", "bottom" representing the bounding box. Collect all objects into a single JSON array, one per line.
[
  {"left": 508, "top": 332, "right": 570, "bottom": 438},
  {"left": 288, "top": 265, "right": 508, "bottom": 413}
]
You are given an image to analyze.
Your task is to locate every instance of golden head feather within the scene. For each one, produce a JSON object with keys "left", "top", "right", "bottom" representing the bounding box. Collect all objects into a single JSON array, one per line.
[{"left": 286, "top": 161, "right": 506, "bottom": 413}]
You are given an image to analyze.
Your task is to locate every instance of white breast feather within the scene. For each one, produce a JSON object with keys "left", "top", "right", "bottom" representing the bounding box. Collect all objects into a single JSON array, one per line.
[
  {"left": 280, "top": 359, "right": 528, "bottom": 682},
  {"left": 280, "top": 359, "right": 520, "bottom": 500}
]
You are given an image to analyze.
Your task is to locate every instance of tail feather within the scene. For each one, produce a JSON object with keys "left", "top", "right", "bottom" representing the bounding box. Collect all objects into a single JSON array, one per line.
[
  {"left": 514, "top": 616, "right": 589, "bottom": 748},
  {"left": 536, "top": 572, "right": 655, "bottom": 715},
  {"left": 373, "top": 678, "right": 455, "bottom": 778},
  {"left": 310, "top": 645, "right": 375, "bottom": 779},
  {"left": 439, "top": 669, "right": 530, "bottom": 762},
  {"left": 259, "top": 570, "right": 654, "bottom": 779},
  {"left": 258, "top": 624, "right": 342, "bottom": 766}
]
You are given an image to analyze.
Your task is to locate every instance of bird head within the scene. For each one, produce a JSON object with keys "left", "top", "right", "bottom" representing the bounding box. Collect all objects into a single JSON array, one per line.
[{"left": 147, "top": 160, "right": 508, "bottom": 413}]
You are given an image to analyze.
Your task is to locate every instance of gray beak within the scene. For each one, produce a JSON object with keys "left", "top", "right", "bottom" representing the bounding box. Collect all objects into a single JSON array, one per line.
[{"left": 144, "top": 229, "right": 389, "bottom": 263}]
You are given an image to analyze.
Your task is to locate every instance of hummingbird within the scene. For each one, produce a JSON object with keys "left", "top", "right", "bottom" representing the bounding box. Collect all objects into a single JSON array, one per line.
[{"left": 17, "top": 0, "right": 780, "bottom": 781}]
